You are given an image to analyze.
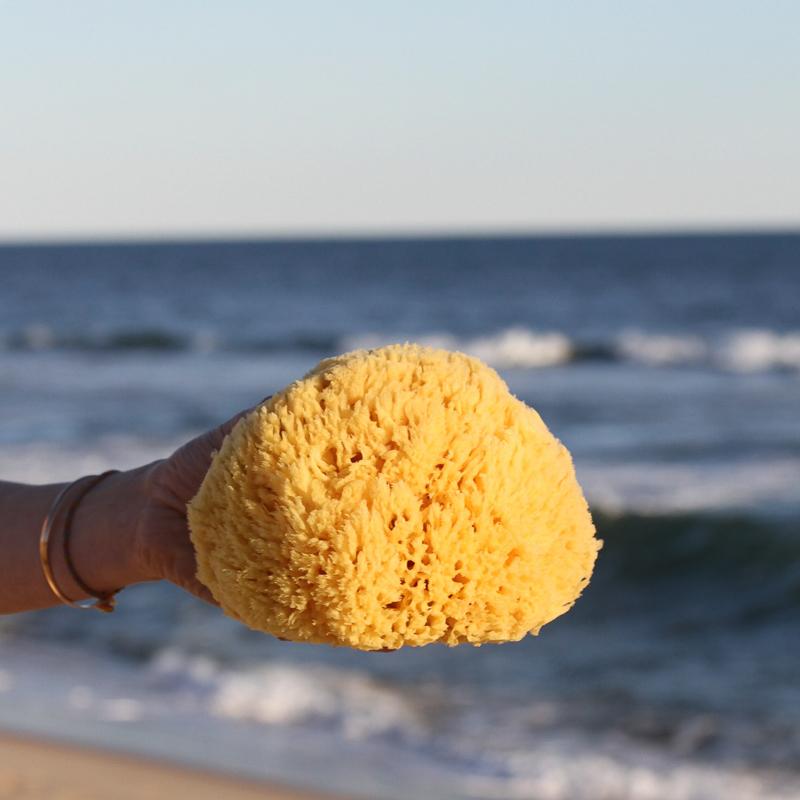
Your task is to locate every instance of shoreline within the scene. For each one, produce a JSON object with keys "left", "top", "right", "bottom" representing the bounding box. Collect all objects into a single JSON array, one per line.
[{"left": 0, "top": 730, "right": 343, "bottom": 800}]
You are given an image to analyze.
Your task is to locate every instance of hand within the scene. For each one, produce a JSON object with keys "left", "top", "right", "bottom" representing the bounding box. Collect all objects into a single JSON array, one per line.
[
  {"left": 134, "top": 401, "right": 265, "bottom": 603},
  {"left": 0, "top": 405, "right": 270, "bottom": 616}
]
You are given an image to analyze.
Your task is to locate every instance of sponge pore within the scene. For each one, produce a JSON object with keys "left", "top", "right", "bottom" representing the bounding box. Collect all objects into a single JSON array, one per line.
[{"left": 188, "top": 344, "right": 600, "bottom": 650}]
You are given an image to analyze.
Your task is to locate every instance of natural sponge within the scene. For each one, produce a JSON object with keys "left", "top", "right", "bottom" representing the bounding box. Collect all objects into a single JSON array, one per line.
[{"left": 188, "top": 344, "right": 600, "bottom": 650}]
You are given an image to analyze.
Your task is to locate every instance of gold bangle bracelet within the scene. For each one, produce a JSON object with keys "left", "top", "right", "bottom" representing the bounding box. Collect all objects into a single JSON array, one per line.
[{"left": 39, "top": 471, "right": 120, "bottom": 613}]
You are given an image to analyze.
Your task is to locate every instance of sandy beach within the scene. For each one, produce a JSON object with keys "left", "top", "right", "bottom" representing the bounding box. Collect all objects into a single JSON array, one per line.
[{"left": 0, "top": 732, "right": 338, "bottom": 800}]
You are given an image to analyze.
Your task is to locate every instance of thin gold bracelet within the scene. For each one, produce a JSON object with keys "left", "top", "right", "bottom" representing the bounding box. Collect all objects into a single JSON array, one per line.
[{"left": 39, "top": 471, "right": 121, "bottom": 613}]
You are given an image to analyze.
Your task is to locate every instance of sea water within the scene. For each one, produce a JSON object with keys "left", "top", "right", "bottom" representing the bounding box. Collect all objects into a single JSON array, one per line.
[{"left": 0, "top": 234, "right": 798, "bottom": 799}]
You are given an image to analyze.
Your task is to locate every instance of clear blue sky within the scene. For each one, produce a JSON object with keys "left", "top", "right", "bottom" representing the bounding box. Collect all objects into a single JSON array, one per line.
[{"left": 1, "top": 1, "right": 799, "bottom": 240}]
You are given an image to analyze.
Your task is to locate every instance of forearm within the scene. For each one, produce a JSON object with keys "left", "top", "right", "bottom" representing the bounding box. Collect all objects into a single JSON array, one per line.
[{"left": 0, "top": 467, "right": 154, "bottom": 614}]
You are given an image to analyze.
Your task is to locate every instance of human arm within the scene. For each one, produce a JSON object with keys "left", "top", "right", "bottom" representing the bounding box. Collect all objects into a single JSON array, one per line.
[{"left": 0, "top": 408, "right": 250, "bottom": 615}]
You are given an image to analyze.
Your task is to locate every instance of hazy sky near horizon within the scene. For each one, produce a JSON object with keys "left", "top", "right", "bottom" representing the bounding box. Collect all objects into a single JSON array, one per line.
[{"left": 2, "top": 1, "right": 799, "bottom": 240}]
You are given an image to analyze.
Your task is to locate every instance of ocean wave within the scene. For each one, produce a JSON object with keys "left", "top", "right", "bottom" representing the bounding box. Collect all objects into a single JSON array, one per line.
[
  {"left": 150, "top": 651, "right": 425, "bottom": 739},
  {"left": 0, "top": 435, "right": 188, "bottom": 484},
  {"left": 2, "top": 640, "right": 799, "bottom": 800},
  {"left": 592, "top": 509, "right": 800, "bottom": 583},
  {"left": 577, "top": 457, "right": 800, "bottom": 516},
  {"left": 4, "top": 324, "right": 798, "bottom": 373},
  {"left": 719, "top": 329, "right": 800, "bottom": 372},
  {"left": 614, "top": 331, "right": 708, "bottom": 366},
  {"left": 341, "top": 329, "right": 575, "bottom": 368},
  {"left": 343, "top": 327, "right": 800, "bottom": 372},
  {"left": 0, "top": 324, "right": 338, "bottom": 356}
]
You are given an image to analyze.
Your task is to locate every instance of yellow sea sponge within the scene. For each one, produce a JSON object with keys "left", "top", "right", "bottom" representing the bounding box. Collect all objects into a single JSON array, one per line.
[{"left": 188, "top": 344, "right": 600, "bottom": 650}]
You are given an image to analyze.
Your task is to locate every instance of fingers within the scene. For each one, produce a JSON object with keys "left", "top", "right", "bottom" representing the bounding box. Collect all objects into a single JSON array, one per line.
[
  {"left": 163, "top": 540, "right": 219, "bottom": 606},
  {"left": 156, "top": 394, "right": 277, "bottom": 606},
  {"left": 184, "top": 578, "right": 219, "bottom": 607},
  {"left": 206, "top": 394, "right": 273, "bottom": 452},
  {"left": 208, "top": 410, "right": 249, "bottom": 449}
]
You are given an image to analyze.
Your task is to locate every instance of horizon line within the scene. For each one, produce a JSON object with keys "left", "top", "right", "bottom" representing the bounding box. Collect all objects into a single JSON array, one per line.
[{"left": 1, "top": 222, "right": 799, "bottom": 249}]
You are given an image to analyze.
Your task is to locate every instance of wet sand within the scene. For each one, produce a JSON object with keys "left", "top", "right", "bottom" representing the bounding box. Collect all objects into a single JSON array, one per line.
[{"left": 0, "top": 732, "right": 341, "bottom": 800}]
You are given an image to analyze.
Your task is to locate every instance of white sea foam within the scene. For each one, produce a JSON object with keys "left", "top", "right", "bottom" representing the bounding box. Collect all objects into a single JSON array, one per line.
[
  {"left": 0, "top": 436, "right": 184, "bottom": 483},
  {"left": 458, "top": 735, "right": 800, "bottom": 800},
  {"left": 149, "top": 648, "right": 421, "bottom": 738},
  {"left": 719, "top": 329, "right": 800, "bottom": 372},
  {"left": 18, "top": 323, "right": 56, "bottom": 351},
  {"left": 341, "top": 328, "right": 573, "bottom": 368},
  {"left": 577, "top": 457, "right": 800, "bottom": 515},
  {"left": 343, "top": 327, "right": 800, "bottom": 372},
  {"left": 467, "top": 328, "right": 573, "bottom": 368},
  {"left": 615, "top": 331, "right": 707, "bottom": 366},
  {"left": 0, "top": 641, "right": 798, "bottom": 800}
]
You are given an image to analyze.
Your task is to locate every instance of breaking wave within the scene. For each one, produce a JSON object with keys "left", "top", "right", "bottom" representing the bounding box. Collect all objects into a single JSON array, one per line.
[
  {"left": 4, "top": 324, "right": 799, "bottom": 373},
  {"left": 342, "top": 328, "right": 800, "bottom": 372}
]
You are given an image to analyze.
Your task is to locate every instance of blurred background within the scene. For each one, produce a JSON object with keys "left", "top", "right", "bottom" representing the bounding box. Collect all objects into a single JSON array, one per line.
[{"left": 0, "top": 3, "right": 798, "bottom": 799}]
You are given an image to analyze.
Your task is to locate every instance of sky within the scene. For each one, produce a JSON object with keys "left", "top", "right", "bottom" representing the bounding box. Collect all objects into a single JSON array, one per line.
[{"left": 1, "top": 1, "right": 799, "bottom": 241}]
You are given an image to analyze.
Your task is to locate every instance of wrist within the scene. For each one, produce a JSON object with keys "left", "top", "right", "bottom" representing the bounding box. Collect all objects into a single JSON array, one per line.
[{"left": 68, "top": 464, "right": 159, "bottom": 594}]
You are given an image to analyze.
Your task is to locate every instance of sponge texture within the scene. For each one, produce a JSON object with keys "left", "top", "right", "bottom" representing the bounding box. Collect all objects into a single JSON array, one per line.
[{"left": 188, "top": 344, "right": 600, "bottom": 650}]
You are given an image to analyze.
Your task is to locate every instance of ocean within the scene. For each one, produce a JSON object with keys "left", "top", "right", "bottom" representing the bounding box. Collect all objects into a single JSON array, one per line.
[{"left": 0, "top": 233, "right": 798, "bottom": 799}]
